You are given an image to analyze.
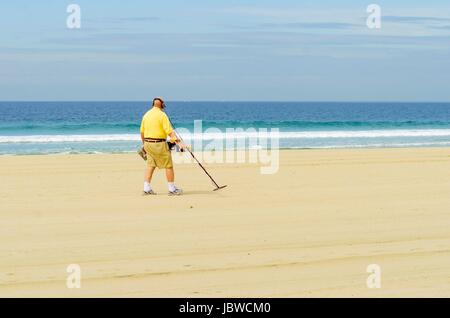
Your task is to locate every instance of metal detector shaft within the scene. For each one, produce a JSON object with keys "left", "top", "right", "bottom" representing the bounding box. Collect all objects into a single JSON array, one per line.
[
  {"left": 185, "top": 148, "right": 221, "bottom": 188},
  {"left": 167, "top": 117, "right": 227, "bottom": 191}
]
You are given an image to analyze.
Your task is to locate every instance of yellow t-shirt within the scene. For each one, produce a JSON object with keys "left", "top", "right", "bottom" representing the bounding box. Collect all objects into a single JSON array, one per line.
[{"left": 140, "top": 107, "right": 173, "bottom": 139}]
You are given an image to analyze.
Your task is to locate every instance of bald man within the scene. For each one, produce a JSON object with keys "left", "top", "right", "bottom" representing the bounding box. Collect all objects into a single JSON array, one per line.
[{"left": 140, "top": 97, "right": 186, "bottom": 195}]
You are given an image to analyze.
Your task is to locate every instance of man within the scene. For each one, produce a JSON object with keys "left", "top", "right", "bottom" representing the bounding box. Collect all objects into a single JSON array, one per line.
[{"left": 140, "top": 97, "right": 186, "bottom": 195}]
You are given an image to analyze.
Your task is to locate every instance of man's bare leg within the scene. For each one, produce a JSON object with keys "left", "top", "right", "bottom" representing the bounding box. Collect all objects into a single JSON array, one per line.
[
  {"left": 144, "top": 166, "right": 156, "bottom": 193},
  {"left": 165, "top": 168, "right": 174, "bottom": 182},
  {"left": 166, "top": 168, "right": 182, "bottom": 194},
  {"left": 145, "top": 166, "right": 156, "bottom": 183}
]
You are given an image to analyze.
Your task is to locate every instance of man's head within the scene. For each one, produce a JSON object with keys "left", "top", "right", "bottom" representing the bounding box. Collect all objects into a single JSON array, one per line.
[{"left": 152, "top": 97, "right": 165, "bottom": 109}]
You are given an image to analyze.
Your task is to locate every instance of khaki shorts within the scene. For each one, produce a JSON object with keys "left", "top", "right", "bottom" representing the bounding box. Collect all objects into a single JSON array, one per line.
[{"left": 144, "top": 141, "right": 173, "bottom": 169}]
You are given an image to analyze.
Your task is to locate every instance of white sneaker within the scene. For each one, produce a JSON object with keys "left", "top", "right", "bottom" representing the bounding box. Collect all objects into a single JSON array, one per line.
[{"left": 168, "top": 187, "right": 183, "bottom": 196}]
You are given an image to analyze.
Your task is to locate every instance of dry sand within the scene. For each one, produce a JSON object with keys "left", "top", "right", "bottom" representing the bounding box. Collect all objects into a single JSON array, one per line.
[{"left": 1, "top": 148, "right": 450, "bottom": 297}]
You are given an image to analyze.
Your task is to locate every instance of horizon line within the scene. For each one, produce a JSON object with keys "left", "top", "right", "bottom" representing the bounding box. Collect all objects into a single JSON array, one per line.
[{"left": 2, "top": 100, "right": 450, "bottom": 104}]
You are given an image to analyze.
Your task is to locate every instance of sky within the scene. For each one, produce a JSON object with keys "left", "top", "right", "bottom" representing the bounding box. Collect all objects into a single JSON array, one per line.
[{"left": 1, "top": 0, "right": 450, "bottom": 101}]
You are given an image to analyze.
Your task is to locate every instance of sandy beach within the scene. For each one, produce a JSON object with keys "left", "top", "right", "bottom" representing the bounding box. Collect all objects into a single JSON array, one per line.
[{"left": 1, "top": 148, "right": 449, "bottom": 297}]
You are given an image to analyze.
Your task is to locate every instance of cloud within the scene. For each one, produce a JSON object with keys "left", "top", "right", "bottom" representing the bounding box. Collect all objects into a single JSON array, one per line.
[
  {"left": 430, "top": 25, "right": 450, "bottom": 30},
  {"left": 259, "top": 22, "right": 357, "bottom": 30},
  {"left": 30, "top": 30, "right": 450, "bottom": 58},
  {"left": 206, "top": 6, "right": 354, "bottom": 20},
  {"left": 383, "top": 15, "right": 450, "bottom": 33},
  {"left": 84, "top": 17, "right": 160, "bottom": 25},
  {"left": 384, "top": 15, "right": 450, "bottom": 24}
]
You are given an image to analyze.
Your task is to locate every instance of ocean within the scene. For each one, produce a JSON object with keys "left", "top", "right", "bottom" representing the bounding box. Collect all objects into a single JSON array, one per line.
[{"left": 1, "top": 101, "right": 450, "bottom": 155}]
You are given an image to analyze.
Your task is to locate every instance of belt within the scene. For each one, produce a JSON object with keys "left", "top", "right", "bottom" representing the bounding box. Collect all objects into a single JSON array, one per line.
[{"left": 144, "top": 138, "right": 166, "bottom": 143}]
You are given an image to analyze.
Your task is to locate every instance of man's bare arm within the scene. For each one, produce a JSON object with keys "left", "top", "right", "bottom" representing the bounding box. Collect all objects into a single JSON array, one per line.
[
  {"left": 168, "top": 131, "right": 188, "bottom": 149},
  {"left": 168, "top": 131, "right": 177, "bottom": 142}
]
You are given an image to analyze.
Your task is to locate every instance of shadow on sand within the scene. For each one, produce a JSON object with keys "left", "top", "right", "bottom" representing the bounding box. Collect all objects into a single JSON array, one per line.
[{"left": 181, "top": 190, "right": 218, "bottom": 195}]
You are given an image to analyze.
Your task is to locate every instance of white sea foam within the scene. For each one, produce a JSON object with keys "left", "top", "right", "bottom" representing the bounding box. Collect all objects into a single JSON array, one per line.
[
  {"left": 307, "top": 141, "right": 450, "bottom": 149},
  {"left": 1, "top": 129, "right": 450, "bottom": 144},
  {"left": 0, "top": 134, "right": 140, "bottom": 143}
]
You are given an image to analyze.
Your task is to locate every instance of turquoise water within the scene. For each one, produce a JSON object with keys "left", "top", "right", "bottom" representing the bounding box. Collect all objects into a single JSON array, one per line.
[{"left": 1, "top": 102, "right": 450, "bottom": 154}]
